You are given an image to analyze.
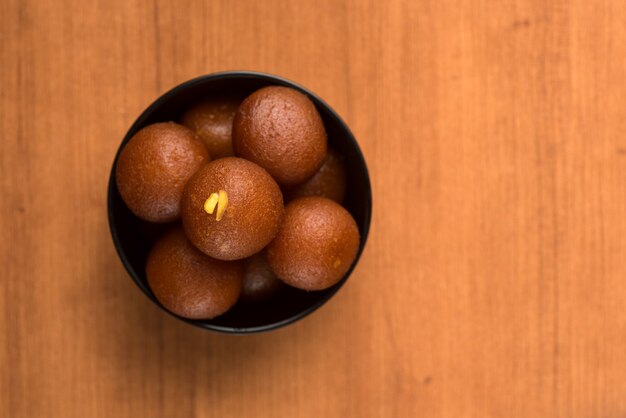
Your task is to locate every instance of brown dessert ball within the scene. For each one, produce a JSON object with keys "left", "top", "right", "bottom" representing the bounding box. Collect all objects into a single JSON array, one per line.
[
  {"left": 181, "top": 157, "right": 284, "bottom": 261},
  {"left": 180, "top": 98, "right": 240, "bottom": 159},
  {"left": 240, "top": 253, "right": 284, "bottom": 303},
  {"left": 115, "top": 122, "right": 209, "bottom": 223},
  {"left": 146, "top": 228, "right": 243, "bottom": 320},
  {"left": 267, "top": 197, "right": 360, "bottom": 291},
  {"left": 285, "top": 148, "right": 347, "bottom": 204},
  {"left": 232, "top": 86, "right": 327, "bottom": 186}
]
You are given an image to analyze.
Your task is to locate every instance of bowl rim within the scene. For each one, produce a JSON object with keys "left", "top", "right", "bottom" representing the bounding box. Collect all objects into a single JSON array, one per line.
[{"left": 107, "top": 70, "right": 372, "bottom": 334}]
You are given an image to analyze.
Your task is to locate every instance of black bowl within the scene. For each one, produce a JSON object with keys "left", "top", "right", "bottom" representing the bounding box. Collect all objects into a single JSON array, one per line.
[{"left": 107, "top": 71, "right": 372, "bottom": 334}]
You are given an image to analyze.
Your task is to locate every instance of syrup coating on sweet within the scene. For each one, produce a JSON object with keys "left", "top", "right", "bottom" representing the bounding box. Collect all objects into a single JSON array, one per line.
[
  {"left": 146, "top": 227, "right": 243, "bottom": 319},
  {"left": 267, "top": 197, "right": 360, "bottom": 291},
  {"left": 233, "top": 86, "right": 327, "bottom": 186},
  {"left": 181, "top": 157, "right": 284, "bottom": 261},
  {"left": 115, "top": 122, "right": 209, "bottom": 222},
  {"left": 181, "top": 98, "right": 240, "bottom": 159},
  {"left": 286, "top": 148, "right": 347, "bottom": 204}
]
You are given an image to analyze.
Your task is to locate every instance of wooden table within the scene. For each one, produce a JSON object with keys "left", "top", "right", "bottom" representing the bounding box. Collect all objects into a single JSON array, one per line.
[{"left": 2, "top": 0, "right": 626, "bottom": 416}]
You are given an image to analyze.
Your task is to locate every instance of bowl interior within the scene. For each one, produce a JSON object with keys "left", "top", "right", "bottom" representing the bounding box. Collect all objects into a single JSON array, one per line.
[{"left": 108, "top": 72, "right": 371, "bottom": 333}]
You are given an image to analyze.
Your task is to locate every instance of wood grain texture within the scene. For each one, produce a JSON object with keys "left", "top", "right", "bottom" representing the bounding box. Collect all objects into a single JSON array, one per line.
[{"left": 1, "top": 0, "right": 626, "bottom": 416}]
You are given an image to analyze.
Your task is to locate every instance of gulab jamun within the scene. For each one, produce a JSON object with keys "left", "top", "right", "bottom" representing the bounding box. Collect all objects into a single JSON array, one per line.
[
  {"left": 267, "top": 197, "right": 360, "bottom": 291},
  {"left": 180, "top": 98, "right": 240, "bottom": 159},
  {"left": 115, "top": 122, "right": 209, "bottom": 223},
  {"left": 232, "top": 86, "right": 327, "bottom": 186},
  {"left": 146, "top": 227, "right": 243, "bottom": 319},
  {"left": 286, "top": 148, "right": 347, "bottom": 203},
  {"left": 181, "top": 157, "right": 284, "bottom": 261},
  {"left": 240, "top": 253, "right": 284, "bottom": 303}
]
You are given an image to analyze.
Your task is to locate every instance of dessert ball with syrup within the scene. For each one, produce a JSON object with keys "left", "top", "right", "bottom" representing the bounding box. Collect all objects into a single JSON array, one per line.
[
  {"left": 232, "top": 86, "right": 327, "bottom": 186},
  {"left": 181, "top": 97, "right": 240, "bottom": 159},
  {"left": 146, "top": 227, "right": 243, "bottom": 320},
  {"left": 267, "top": 197, "right": 360, "bottom": 291},
  {"left": 115, "top": 122, "right": 209, "bottom": 222},
  {"left": 181, "top": 157, "right": 283, "bottom": 261},
  {"left": 285, "top": 148, "right": 347, "bottom": 204},
  {"left": 240, "top": 252, "right": 284, "bottom": 303}
]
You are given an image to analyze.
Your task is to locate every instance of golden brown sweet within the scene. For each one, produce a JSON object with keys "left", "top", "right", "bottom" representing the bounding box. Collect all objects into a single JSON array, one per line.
[
  {"left": 267, "top": 197, "right": 360, "bottom": 291},
  {"left": 181, "top": 157, "right": 284, "bottom": 261},
  {"left": 285, "top": 148, "right": 347, "bottom": 203},
  {"left": 115, "top": 122, "right": 209, "bottom": 223},
  {"left": 240, "top": 253, "right": 284, "bottom": 303},
  {"left": 232, "top": 86, "right": 327, "bottom": 186},
  {"left": 180, "top": 98, "right": 240, "bottom": 159},
  {"left": 146, "top": 228, "right": 243, "bottom": 319}
]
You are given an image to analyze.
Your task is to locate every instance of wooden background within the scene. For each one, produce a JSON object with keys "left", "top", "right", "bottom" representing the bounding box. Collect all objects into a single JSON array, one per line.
[{"left": 1, "top": 0, "right": 626, "bottom": 416}]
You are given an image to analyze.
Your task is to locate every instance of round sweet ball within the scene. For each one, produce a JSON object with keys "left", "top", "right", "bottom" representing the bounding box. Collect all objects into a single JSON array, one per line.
[
  {"left": 115, "top": 122, "right": 209, "bottom": 223},
  {"left": 240, "top": 252, "right": 284, "bottom": 303},
  {"left": 180, "top": 98, "right": 240, "bottom": 159},
  {"left": 181, "top": 157, "right": 284, "bottom": 261},
  {"left": 146, "top": 228, "right": 243, "bottom": 320},
  {"left": 232, "top": 86, "right": 327, "bottom": 186},
  {"left": 267, "top": 197, "right": 360, "bottom": 291},
  {"left": 286, "top": 148, "right": 347, "bottom": 204}
]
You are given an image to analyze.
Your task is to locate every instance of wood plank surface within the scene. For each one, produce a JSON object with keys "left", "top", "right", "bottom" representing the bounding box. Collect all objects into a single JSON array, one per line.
[{"left": 1, "top": 0, "right": 626, "bottom": 416}]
